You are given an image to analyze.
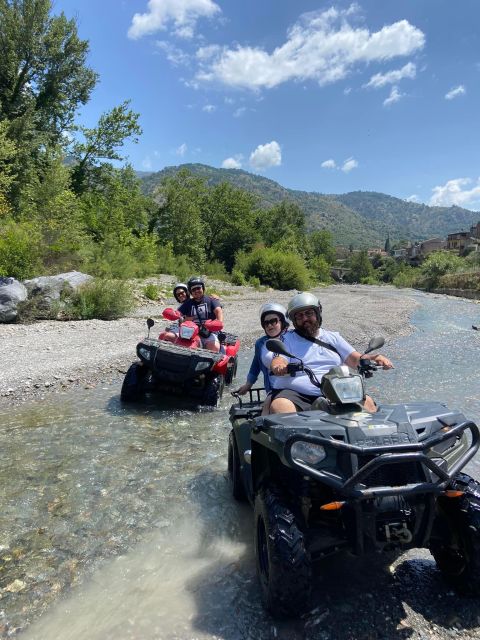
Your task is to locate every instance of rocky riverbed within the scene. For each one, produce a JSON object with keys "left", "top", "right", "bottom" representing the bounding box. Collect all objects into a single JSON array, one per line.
[{"left": 0, "top": 282, "right": 417, "bottom": 407}]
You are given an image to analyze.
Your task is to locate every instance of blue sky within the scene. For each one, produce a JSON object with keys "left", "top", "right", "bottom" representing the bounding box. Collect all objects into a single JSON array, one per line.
[{"left": 55, "top": 0, "right": 480, "bottom": 210}]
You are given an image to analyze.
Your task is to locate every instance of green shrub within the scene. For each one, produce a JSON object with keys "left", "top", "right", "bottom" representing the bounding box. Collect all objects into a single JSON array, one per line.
[
  {"left": 360, "top": 275, "right": 379, "bottom": 285},
  {"left": 308, "top": 255, "right": 333, "bottom": 284},
  {"left": 202, "top": 260, "right": 229, "bottom": 281},
  {"left": 231, "top": 268, "right": 247, "bottom": 286},
  {"left": 438, "top": 271, "right": 480, "bottom": 291},
  {"left": 0, "top": 220, "right": 42, "bottom": 279},
  {"left": 62, "top": 279, "right": 134, "bottom": 320},
  {"left": 235, "top": 247, "right": 311, "bottom": 290},
  {"left": 143, "top": 283, "right": 159, "bottom": 300},
  {"left": 248, "top": 276, "right": 261, "bottom": 288},
  {"left": 420, "top": 251, "right": 465, "bottom": 289},
  {"left": 392, "top": 267, "right": 418, "bottom": 288}
]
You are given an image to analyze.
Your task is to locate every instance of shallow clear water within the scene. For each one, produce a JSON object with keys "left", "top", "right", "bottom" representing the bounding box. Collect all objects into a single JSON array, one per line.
[{"left": 0, "top": 290, "right": 479, "bottom": 639}]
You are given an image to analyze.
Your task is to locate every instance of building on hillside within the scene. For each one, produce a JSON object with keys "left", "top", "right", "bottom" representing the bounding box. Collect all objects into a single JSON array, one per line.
[
  {"left": 470, "top": 221, "right": 480, "bottom": 239},
  {"left": 367, "top": 248, "right": 388, "bottom": 258},
  {"left": 447, "top": 231, "right": 472, "bottom": 254},
  {"left": 407, "top": 238, "right": 446, "bottom": 265}
]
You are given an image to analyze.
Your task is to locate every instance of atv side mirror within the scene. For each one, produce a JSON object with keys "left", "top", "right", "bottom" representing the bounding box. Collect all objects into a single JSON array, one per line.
[
  {"left": 266, "top": 339, "right": 296, "bottom": 359},
  {"left": 147, "top": 318, "right": 155, "bottom": 329},
  {"left": 363, "top": 336, "right": 385, "bottom": 355},
  {"left": 204, "top": 319, "right": 223, "bottom": 332},
  {"left": 162, "top": 307, "right": 182, "bottom": 321}
]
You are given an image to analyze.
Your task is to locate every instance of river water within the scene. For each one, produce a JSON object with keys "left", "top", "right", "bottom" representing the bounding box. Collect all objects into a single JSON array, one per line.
[{"left": 1, "top": 290, "right": 479, "bottom": 639}]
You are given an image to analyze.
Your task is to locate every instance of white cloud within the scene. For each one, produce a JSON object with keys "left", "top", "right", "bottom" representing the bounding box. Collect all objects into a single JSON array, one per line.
[
  {"left": 406, "top": 194, "right": 419, "bottom": 203},
  {"left": 128, "top": 0, "right": 221, "bottom": 40},
  {"left": 195, "top": 6, "right": 424, "bottom": 89},
  {"left": 156, "top": 41, "right": 190, "bottom": 65},
  {"left": 249, "top": 141, "right": 282, "bottom": 170},
  {"left": 321, "top": 159, "right": 337, "bottom": 169},
  {"left": 445, "top": 85, "right": 466, "bottom": 100},
  {"left": 430, "top": 177, "right": 480, "bottom": 208},
  {"left": 341, "top": 157, "right": 358, "bottom": 173},
  {"left": 365, "top": 62, "right": 416, "bottom": 88},
  {"left": 202, "top": 104, "right": 216, "bottom": 112},
  {"left": 222, "top": 156, "right": 243, "bottom": 169},
  {"left": 383, "top": 86, "right": 404, "bottom": 106},
  {"left": 176, "top": 143, "right": 187, "bottom": 156},
  {"left": 233, "top": 107, "right": 246, "bottom": 118}
]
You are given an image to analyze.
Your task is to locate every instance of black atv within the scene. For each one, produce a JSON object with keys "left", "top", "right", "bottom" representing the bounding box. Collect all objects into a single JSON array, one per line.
[
  {"left": 228, "top": 337, "right": 480, "bottom": 617},
  {"left": 121, "top": 318, "right": 227, "bottom": 407}
]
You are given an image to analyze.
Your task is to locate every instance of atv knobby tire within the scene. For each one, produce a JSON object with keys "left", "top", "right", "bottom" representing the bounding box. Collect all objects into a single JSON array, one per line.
[
  {"left": 228, "top": 431, "right": 246, "bottom": 501},
  {"left": 430, "top": 473, "right": 480, "bottom": 595},
  {"left": 121, "top": 363, "right": 145, "bottom": 402},
  {"left": 254, "top": 489, "right": 312, "bottom": 617},
  {"left": 202, "top": 375, "right": 224, "bottom": 407}
]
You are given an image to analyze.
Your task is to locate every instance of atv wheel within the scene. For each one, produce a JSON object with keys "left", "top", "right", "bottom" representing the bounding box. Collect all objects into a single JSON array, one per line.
[
  {"left": 254, "top": 489, "right": 312, "bottom": 617},
  {"left": 430, "top": 473, "right": 480, "bottom": 595},
  {"left": 202, "top": 375, "right": 224, "bottom": 407},
  {"left": 228, "top": 431, "right": 246, "bottom": 501},
  {"left": 224, "top": 356, "right": 238, "bottom": 385},
  {"left": 120, "top": 363, "right": 145, "bottom": 402}
]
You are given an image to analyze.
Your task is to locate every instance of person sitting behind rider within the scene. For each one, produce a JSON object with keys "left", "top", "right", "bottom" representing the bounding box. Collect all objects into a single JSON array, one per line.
[
  {"left": 263, "top": 292, "right": 393, "bottom": 414},
  {"left": 235, "top": 303, "right": 289, "bottom": 396},
  {"left": 177, "top": 277, "right": 223, "bottom": 352}
]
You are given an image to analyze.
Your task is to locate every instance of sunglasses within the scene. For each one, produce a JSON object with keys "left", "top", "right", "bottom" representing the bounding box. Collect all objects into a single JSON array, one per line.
[
  {"left": 191, "top": 286, "right": 203, "bottom": 292},
  {"left": 263, "top": 317, "right": 280, "bottom": 327},
  {"left": 294, "top": 309, "right": 316, "bottom": 320}
]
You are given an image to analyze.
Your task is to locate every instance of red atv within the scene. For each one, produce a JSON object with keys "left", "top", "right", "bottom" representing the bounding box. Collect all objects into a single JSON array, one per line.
[{"left": 120, "top": 308, "right": 240, "bottom": 407}]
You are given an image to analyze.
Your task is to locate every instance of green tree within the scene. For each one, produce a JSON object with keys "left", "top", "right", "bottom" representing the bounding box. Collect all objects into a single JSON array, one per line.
[
  {"left": 345, "top": 250, "right": 374, "bottom": 283},
  {"left": 420, "top": 251, "right": 465, "bottom": 289},
  {"left": 0, "top": 0, "right": 98, "bottom": 205},
  {"left": 308, "top": 229, "right": 336, "bottom": 264},
  {"left": 202, "top": 182, "right": 259, "bottom": 270},
  {"left": 258, "top": 200, "right": 306, "bottom": 253},
  {"left": 70, "top": 100, "right": 142, "bottom": 194},
  {"left": 153, "top": 169, "right": 207, "bottom": 269}
]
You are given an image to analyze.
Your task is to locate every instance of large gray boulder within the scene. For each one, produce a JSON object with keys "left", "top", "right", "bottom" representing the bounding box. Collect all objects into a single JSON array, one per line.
[
  {"left": 0, "top": 277, "right": 28, "bottom": 323},
  {"left": 23, "top": 271, "right": 93, "bottom": 307}
]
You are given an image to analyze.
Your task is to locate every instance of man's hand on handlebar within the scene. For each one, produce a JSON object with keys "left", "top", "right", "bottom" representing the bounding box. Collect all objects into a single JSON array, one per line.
[
  {"left": 271, "top": 356, "right": 289, "bottom": 376},
  {"left": 370, "top": 354, "right": 393, "bottom": 369}
]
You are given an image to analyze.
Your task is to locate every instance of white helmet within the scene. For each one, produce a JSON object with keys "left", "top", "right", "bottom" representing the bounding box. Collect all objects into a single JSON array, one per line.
[
  {"left": 259, "top": 302, "right": 289, "bottom": 329},
  {"left": 287, "top": 292, "right": 322, "bottom": 325}
]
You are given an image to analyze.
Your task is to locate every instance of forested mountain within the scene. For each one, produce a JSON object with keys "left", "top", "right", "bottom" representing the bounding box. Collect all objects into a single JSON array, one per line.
[{"left": 140, "top": 164, "right": 479, "bottom": 247}]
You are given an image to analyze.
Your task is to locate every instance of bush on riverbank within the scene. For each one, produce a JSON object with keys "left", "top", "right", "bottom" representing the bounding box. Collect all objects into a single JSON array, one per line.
[{"left": 61, "top": 280, "right": 134, "bottom": 320}]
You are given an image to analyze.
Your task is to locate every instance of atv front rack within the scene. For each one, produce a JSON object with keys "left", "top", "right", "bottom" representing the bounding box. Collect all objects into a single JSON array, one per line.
[{"left": 283, "top": 419, "right": 479, "bottom": 500}]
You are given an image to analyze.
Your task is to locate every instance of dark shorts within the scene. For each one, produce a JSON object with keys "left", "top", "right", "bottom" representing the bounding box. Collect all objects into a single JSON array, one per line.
[{"left": 270, "top": 388, "right": 319, "bottom": 412}]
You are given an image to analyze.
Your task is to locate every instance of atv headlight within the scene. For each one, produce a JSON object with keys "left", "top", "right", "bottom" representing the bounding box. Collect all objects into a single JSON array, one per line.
[
  {"left": 138, "top": 346, "right": 152, "bottom": 361},
  {"left": 330, "top": 375, "right": 364, "bottom": 403},
  {"left": 291, "top": 441, "right": 326, "bottom": 466},
  {"left": 195, "top": 361, "right": 210, "bottom": 372}
]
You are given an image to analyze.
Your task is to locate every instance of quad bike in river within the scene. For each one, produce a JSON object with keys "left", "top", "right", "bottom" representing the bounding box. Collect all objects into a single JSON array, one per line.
[
  {"left": 228, "top": 337, "right": 480, "bottom": 616},
  {"left": 121, "top": 308, "right": 240, "bottom": 407}
]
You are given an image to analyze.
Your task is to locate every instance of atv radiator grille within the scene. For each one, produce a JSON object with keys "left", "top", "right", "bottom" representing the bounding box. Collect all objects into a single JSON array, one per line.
[{"left": 357, "top": 456, "right": 424, "bottom": 488}]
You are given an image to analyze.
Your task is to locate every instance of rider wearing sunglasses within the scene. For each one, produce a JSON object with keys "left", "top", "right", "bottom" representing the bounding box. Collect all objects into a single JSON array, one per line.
[
  {"left": 234, "top": 303, "right": 289, "bottom": 399},
  {"left": 177, "top": 277, "right": 223, "bottom": 352},
  {"left": 263, "top": 292, "right": 393, "bottom": 414}
]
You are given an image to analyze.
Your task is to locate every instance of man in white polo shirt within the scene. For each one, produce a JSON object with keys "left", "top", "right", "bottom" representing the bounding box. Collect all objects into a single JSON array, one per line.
[{"left": 263, "top": 292, "right": 393, "bottom": 413}]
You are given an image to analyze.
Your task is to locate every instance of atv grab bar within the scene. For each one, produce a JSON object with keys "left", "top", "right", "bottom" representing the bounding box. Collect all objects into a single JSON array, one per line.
[{"left": 283, "top": 419, "right": 479, "bottom": 500}]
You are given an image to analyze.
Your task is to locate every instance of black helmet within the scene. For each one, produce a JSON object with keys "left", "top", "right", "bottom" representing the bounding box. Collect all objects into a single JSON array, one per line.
[
  {"left": 187, "top": 276, "right": 205, "bottom": 293},
  {"left": 173, "top": 282, "right": 188, "bottom": 302}
]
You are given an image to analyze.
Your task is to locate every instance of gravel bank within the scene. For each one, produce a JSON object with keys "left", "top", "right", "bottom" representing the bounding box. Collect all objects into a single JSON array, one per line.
[{"left": 0, "top": 282, "right": 417, "bottom": 407}]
